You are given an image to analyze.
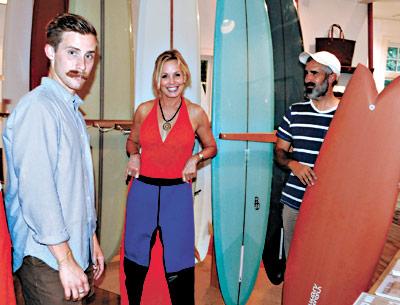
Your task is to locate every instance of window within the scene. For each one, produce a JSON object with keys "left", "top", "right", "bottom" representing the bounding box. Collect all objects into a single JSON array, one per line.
[
  {"left": 386, "top": 46, "right": 400, "bottom": 72},
  {"left": 384, "top": 43, "right": 400, "bottom": 87},
  {"left": 201, "top": 59, "right": 208, "bottom": 93},
  {"left": 200, "top": 56, "right": 213, "bottom": 117},
  {"left": 200, "top": 56, "right": 213, "bottom": 97}
]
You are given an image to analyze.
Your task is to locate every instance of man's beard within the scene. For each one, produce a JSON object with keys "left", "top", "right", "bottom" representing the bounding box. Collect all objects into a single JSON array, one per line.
[{"left": 304, "top": 76, "right": 329, "bottom": 100}]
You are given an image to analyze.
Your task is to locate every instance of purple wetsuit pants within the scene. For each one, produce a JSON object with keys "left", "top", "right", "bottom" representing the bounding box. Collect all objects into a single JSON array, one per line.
[{"left": 124, "top": 176, "right": 194, "bottom": 273}]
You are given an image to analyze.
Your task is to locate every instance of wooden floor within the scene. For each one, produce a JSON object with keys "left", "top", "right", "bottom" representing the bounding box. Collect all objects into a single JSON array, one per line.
[
  {"left": 87, "top": 289, "right": 120, "bottom": 305},
  {"left": 15, "top": 221, "right": 400, "bottom": 305}
]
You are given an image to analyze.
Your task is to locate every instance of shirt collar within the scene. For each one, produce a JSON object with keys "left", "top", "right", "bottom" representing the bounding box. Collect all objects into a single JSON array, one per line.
[{"left": 41, "top": 77, "right": 84, "bottom": 110}]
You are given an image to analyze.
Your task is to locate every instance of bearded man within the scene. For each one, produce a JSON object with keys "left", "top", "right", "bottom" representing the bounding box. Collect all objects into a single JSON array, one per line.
[{"left": 275, "top": 51, "right": 341, "bottom": 257}]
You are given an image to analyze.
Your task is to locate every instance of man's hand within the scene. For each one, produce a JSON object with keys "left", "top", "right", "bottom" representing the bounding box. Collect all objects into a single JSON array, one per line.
[
  {"left": 49, "top": 243, "right": 89, "bottom": 301},
  {"left": 58, "top": 254, "right": 90, "bottom": 301},
  {"left": 288, "top": 160, "right": 317, "bottom": 186},
  {"left": 275, "top": 137, "right": 317, "bottom": 186},
  {"left": 92, "top": 234, "right": 105, "bottom": 281}
]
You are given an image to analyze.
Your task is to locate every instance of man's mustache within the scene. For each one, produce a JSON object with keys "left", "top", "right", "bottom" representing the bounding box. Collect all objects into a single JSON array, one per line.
[
  {"left": 305, "top": 82, "right": 316, "bottom": 93},
  {"left": 66, "top": 70, "right": 88, "bottom": 80}
]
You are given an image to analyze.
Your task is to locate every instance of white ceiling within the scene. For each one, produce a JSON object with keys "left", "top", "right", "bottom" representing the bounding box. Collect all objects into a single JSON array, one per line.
[{"left": 359, "top": 0, "right": 400, "bottom": 21}]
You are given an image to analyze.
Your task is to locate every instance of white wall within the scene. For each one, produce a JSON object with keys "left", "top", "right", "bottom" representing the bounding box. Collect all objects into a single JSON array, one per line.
[
  {"left": 298, "top": 0, "right": 368, "bottom": 67},
  {"left": 297, "top": 0, "right": 368, "bottom": 87},
  {"left": 373, "top": 18, "right": 400, "bottom": 91},
  {"left": 199, "top": 0, "right": 216, "bottom": 56}
]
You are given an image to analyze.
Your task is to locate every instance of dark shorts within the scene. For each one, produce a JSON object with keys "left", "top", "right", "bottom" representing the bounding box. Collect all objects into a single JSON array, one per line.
[
  {"left": 124, "top": 176, "right": 194, "bottom": 273},
  {"left": 17, "top": 256, "right": 93, "bottom": 305}
]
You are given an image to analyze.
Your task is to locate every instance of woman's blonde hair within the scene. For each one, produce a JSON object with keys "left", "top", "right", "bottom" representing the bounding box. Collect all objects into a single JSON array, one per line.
[{"left": 152, "top": 49, "right": 191, "bottom": 97}]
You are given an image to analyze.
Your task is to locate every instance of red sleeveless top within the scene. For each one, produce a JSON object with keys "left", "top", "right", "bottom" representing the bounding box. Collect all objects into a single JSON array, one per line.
[{"left": 139, "top": 98, "right": 195, "bottom": 178}]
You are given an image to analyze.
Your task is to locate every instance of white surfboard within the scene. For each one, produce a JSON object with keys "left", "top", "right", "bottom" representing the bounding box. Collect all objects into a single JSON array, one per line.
[
  {"left": 134, "top": 0, "right": 210, "bottom": 261},
  {"left": 1, "top": 0, "right": 33, "bottom": 183},
  {"left": 134, "top": 0, "right": 200, "bottom": 106},
  {"left": 2, "top": 0, "right": 33, "bottom": 111},
  {"left": 193, "top": 87, "right": 212, "bottom": 262}
]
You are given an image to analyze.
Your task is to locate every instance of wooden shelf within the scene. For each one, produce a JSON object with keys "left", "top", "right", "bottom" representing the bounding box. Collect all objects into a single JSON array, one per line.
[
  {"left": 85, "top": 119, "right": 132, "bottom": 129},
  {"left": 0, "top": 114, "right": 133, "bottom": 131},
  {"left": 341, "top": 66, "right": 357, "bottom": 74},
  {"left": 369, "top": 248, "right": 400, "bottom": 294},
  {"left": 341, "top": 66, "right": 374, "bottom": 74},
  {"left": 219, "top": 132, "right": 277, "bottom": 143}
]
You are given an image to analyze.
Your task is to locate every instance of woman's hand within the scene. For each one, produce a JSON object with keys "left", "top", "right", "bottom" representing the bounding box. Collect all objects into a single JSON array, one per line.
[
  {"left": 126, "top": 154, "right": 141, "bottom": 179},
  {"left": 125, "top": 102, "right": 153, "bottom": 181},
  {"left": 182, "top": 155, "right": 200, "bottom": 182}
]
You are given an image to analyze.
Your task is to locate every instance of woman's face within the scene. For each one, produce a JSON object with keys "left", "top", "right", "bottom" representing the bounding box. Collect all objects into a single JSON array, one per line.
[{"left": 159, "top": 60, "right": 186, "bottom": 99}]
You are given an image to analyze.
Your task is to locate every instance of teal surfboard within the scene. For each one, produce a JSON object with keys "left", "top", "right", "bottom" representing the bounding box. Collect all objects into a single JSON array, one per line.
[{"left": 211, "top": 1, "right": 274, "bottom": 304}]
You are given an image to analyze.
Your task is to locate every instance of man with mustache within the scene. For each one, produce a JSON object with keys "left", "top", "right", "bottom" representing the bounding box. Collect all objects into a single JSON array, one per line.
[
  {"left": 3, "top": 13, "right": 104, "bottom": 304},
  {"left": 275, "top": 51, "right": 341, "bottom": 258}
]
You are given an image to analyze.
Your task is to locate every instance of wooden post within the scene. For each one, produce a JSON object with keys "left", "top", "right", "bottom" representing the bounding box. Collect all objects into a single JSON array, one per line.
[
  {"left": 170, "top": 0, "right": 174, "bottom": 49},
  {"left": 368, "top": 3, "right": 374, "bottom": 71}
]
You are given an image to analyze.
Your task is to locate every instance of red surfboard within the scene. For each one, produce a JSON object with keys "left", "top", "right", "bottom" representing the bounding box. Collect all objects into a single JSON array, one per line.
[
  {"left": 0, "top": 190, "right": 16, "bottom": 305},
  {"left": 283, "top": 65, "right": 400, "bottom": 305},
  {"left": 30, "top": 0, "right": 68, "bottom": 89}
]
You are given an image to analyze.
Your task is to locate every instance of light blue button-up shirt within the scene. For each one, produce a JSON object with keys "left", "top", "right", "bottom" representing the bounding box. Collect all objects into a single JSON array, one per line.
[{"left": 3, "top": 77, "right": 97, "bottom": 272}]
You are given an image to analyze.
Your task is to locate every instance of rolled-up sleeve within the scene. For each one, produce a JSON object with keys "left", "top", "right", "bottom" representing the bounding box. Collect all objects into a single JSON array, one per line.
[{"left": 12, "top": 100, "right": 69, "bottom": 245}]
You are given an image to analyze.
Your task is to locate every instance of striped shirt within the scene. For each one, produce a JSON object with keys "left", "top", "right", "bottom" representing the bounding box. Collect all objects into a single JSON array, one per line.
[{"left": 277, "top": 100, "right": 337, "bottom": 210}]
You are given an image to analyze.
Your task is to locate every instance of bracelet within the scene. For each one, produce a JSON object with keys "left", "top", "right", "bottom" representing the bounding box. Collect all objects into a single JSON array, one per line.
[
  {"left": 198, "top": 152, "right": 204, "bottom": 161},
  {"left": 130, "top": 152, "right": 140, "bottom": 158},
  {"left": 58, "top": 250, "right": 71, "bottom": 265}
]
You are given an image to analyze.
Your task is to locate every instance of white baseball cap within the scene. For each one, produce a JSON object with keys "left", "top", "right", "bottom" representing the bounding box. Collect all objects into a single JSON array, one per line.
[{"left": 299, "top": 51, "right": 341, "bottom": 78}]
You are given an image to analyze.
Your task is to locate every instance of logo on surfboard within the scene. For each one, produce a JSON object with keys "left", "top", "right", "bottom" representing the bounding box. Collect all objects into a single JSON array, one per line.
[{"left": 308, "top": 283, "right": 322, "bottom": 305}]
